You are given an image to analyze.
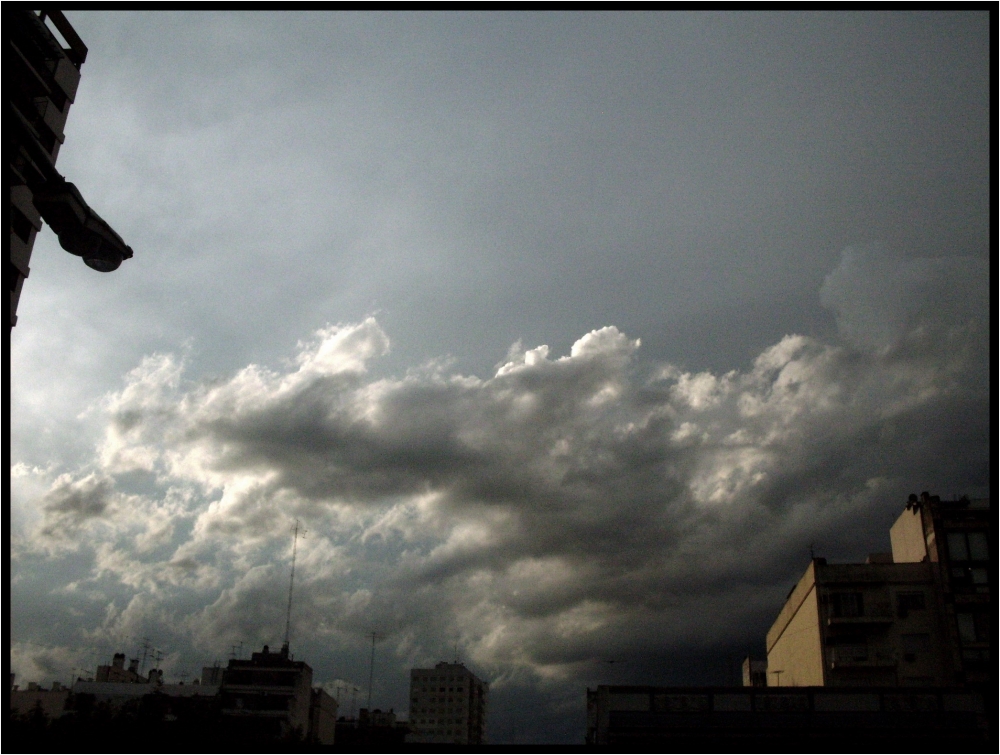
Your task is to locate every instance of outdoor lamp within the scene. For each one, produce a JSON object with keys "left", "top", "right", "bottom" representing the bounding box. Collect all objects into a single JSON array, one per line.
[{"left": 31, "top": 178, "right": 133, "bottom": 272}]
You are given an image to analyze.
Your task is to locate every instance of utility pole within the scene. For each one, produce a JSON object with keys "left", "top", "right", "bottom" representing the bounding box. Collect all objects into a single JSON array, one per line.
[{"left": 367, "top": 631, "right": 383, "bottom": 710}]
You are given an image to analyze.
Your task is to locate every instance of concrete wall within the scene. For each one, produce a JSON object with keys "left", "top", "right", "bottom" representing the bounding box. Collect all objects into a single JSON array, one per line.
[
  {"left": 766, "top": 562, "right": 824, "bottom": 687},
  {"left": 890, "top": 507, "right": 928, "bottom": 563},
  {"left": 10, "top": 688, "right": 70, "bottom": 718}
]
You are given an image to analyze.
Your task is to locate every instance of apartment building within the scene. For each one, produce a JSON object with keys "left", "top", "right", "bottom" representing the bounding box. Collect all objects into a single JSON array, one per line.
[
  {"left": 890, "top": 493, "right": 991, "bottom": 685},
  {"left": 766, "top": 494, "right": 990, "bottom": 688},
  {"left": 218, "top": 644, "right": 315, "bottom": 741},
  {"left": 406, "top": 662, "right": 488, "bottom": 745}
]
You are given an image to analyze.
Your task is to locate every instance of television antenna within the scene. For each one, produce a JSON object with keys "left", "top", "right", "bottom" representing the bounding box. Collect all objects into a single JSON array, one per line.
[
  {"left": 283, "top": 520, "right": 306, "bottom": 655},
  {"left": 366, "top": 631, "right": 384, "bottom": 710}
]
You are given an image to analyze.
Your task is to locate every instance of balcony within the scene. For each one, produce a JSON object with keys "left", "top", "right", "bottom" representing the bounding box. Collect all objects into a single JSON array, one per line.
[
  {"left": 827, "top": 603, "right": 894, "bottom": 625},
  {"left": 826, "top": 646, "right": 897, "bottom": 669}
]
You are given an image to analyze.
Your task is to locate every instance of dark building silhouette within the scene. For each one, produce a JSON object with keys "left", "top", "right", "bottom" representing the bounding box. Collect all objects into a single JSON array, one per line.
[
  {"left": 586, "top": 685, "right": 988, "bottom": 748},
  {"left": 10, "top": 9, "right": 133, "bottom": 330},
  {"left": 891, "top": 493, "right": 992, "bottom": 688},
  {"left": 94, "top": 653, "right": 148, "bottom": 684},
  {"left": 11, "top": 645, "right": 337, "bottom": 749},
  {"left": 218, "top": 644, "right": 322, "bottom": 742}
]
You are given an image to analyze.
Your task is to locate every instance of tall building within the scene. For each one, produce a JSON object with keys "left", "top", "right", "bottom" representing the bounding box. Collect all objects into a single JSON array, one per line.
[
  {"left": 10, "top": 10, "right": 132, "bottom": 330},
  {"left": 218, "top": 644, "right": 315, "bottom": 741},
  {"left": 406, "top": 661, "right": 488, "bottom": 745},
  {"left": 766, "top": 494, "right": 990, "bottom": 688}
]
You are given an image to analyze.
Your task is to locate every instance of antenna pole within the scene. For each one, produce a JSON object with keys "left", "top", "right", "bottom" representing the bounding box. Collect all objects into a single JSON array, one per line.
[
  {"left": 284, "top": 521, "right": 301, "bottom": 653},
  {"left": 139, "top": 637, "right": 151, "bottom": 677},
  {"left": 367, "top": 631, "right": 382, "bottom": 710}
]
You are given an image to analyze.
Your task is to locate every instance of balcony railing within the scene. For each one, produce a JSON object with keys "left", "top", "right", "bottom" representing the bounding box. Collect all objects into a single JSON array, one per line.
[
  {"left": 827, "top": 603, "right": 894, "bottom": 624},
  {"left": 826, "top": 646, "right": 897, "bottom": 668}
]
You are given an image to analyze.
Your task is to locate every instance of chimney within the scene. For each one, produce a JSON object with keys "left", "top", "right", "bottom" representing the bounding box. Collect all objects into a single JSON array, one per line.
[
  {"left": 129, "top": 659, "right": 139, "bottom": 674},
  {"left": 113, "top": 653, "right": 126, "bottom": 669}
]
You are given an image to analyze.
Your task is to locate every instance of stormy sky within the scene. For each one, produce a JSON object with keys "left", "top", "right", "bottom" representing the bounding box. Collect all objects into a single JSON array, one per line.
[{"left": 10, "top": 11, "right": 990, "bottom": 743}]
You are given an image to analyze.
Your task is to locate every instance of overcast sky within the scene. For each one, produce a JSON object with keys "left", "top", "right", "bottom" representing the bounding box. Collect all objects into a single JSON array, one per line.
[{"left": 10, "top": 11, "right": 990, "bottom": 743}]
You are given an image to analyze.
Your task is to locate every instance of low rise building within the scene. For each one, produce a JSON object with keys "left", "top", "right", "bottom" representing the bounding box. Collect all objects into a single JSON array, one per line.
[
  {"left": 308, "top": 688, "right": 338, "bottom": 745},
  {"left": 406, "top": 661, "right": 488, "bottom": 745},
  {"left": 72, "top": 680, "right": 220, "bottom": 708},
  {"left": 10, "top": 682, "right": 71, "bottom": 719},
  {"left": 96, "top": 653, "right": 148, "bottom": 683},
  {"left": 585, "top": 685, "right": 987, "bottom": 748}
]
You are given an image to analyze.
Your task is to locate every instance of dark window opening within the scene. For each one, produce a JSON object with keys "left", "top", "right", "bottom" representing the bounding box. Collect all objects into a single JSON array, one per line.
[
  {"left": 12, "top": 206, "right": 34, "bottom": 243},
  {"left": 830, "top": 592, "right": 864, "bottom": 618},
  {"left": 897, "top": 591, "right": 925, "bottom": 617}
]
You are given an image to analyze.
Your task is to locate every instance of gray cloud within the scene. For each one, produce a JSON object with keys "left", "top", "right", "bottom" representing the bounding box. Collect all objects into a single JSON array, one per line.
[
  {"left": 10, "top": 12, "right": 989, "bottom": 743},
  {"left": 15, "top": 249, "right": 986, "bottom": 692},
  {"left": 39, "top": 473, "right": 115, "bottom": 538}
]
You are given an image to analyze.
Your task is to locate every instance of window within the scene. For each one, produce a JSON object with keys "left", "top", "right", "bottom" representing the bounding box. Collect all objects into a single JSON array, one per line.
[
  {"left": 956, "top": 612, "right": 990, "bottom": 643},
  {"left": 831, "top": 592, "right": 864, "bottom": 618},
  {"left": 948, "top": 531, "right": 990, "bottom": 562},
  {"left": 968, "top": 532, "right": 989, "bottom": 560},
  {"left": 901, "top": 633, "right": 930, "bottom": 662},
  {"left": 947, "top": 532, "right": 969, "bottom": 561},
  {"left": 957, "top": 614, "right": 976, "bottom": 643},
  {"left": 897, "top": 591, "right": 925, "bottom": 617}
]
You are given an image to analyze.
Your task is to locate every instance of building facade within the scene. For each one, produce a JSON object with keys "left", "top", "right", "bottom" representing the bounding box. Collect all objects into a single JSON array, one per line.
[
  {"left": 406, "top": 662, "right": 488, "bottom": 745},
  {"left": 308, "top": 688, "right": 338, "bottom": 745},
  {"left": 585, "top": 685, "right": 987, "bottom": 748},
  {"left": 10, "top": 10, "right": 132, "bottom": 330},
  {"left": 890, "top": 493, "right": 991, "bottom": 686},
  {"left": 766, "top": 494, "right": 990, "bottom": 688},
  {"left": 218, "top": 644, "right": 314, "bottom": 741},
  {"left": 741, "top": 657, "right": 767, "bottom": 687},
  {"left": 10, "top": 682, "right": 71, "bottom": 719}
]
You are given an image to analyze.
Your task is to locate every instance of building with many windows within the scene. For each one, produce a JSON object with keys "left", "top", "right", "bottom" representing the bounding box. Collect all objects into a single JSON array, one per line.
[
  {"left": 406, "top": 662, "right": 488, "bottom": 745},
  {"left": 766, "top": 494, "right": 990, "bottom": 688}
]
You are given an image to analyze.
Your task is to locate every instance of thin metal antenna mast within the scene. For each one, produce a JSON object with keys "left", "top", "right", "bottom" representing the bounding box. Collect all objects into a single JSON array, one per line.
[
  {"left": 138, "top": 637, "right": 152, "bottom": 676},
  {"left": 367, "top": 631, "right": 383, "bottom": 710},
  {"left": 283, "top": 521, "right": 303, "bottom": 654}
]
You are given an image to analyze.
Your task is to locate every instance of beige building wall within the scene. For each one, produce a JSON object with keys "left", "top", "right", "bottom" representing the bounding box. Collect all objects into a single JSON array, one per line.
[
  {"left": 765, "top": 561, "right": 825, "bottom": 686},
  {"left": 890, "top": 507, "right": 928, "bottom": 563}
]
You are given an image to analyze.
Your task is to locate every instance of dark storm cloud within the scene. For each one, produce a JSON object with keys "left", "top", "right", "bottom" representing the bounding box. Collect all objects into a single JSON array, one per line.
[
  {"left": 39, "top": 473, "right": 115, "bottom": 538},
  {"left": 11, "top": 11, "right": 989, "bottom": 743},
  {"left": 27, "top": 247, "right": 977, "bottom": 684}
]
